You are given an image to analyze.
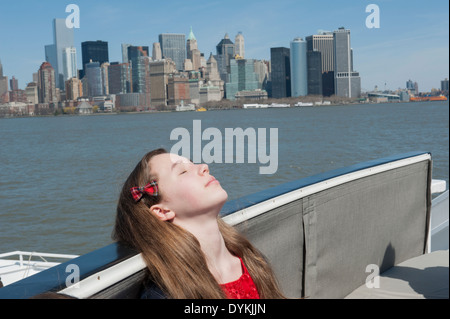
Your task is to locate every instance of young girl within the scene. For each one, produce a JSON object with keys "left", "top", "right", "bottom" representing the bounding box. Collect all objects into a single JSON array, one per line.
[{"left": 113, "top": 148, "right": 285, "bottom": 299}]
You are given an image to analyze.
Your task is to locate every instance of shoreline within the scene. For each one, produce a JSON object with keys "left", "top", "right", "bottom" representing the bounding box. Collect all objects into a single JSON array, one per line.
[{"left": 0, "top": 99, "right": 448, "bottom": 119}]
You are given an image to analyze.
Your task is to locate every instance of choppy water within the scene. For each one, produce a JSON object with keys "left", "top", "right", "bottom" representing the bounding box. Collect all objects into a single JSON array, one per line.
[{"left": 0, "top": 101, "right": 448, "bottom": 255}]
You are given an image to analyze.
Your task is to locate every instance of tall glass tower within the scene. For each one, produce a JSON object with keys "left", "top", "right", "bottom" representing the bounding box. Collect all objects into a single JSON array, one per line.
[
  {"left": 270, "top": 47, "right": 291, "bottom": 98},
  {"left": 45, "top": 19, "right": 75, "bottom": 89},
  {"left": 81, "top": 41, "right": 109, "bottom": 78},
  {"left": 158, "top": 34, "right": 186, "bottom": 71},
  {"left": 290, "top": 38, "right": 308, "bottom": 97}
]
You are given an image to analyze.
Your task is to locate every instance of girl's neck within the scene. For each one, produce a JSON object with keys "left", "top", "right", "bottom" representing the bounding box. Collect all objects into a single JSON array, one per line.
[{"left": 174, "top": 213, "right": 239, "bottom": 283}]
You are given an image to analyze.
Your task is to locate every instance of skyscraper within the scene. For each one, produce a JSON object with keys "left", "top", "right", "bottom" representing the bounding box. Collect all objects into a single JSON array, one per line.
[
  {"left": 215, "top": 34, "right": 235, "bottom": 82},
  {"left": 127, "top": 46, "right": 149, "bottom": 94},
  {"left": 225, "top": 59, "right": 260, "bottom": 100},
  {"left": 270, "top": 47, "right": 291, "bottom": 98},
  {"left": 235, "top": 32, "right": 245, "bottom": 58},
  {"left": 0, "top": 59, "right": 8, "bottom": 98},
  {"left": 108, "top": 62, "right": 131, "bottom": 94},
  {"left": 307, "top": 50, "right": 322, "bottom": 95},
  {"left": 186, "top": 27, "right": 201, "bottom": 71},
  {"left": 159, "top": 33, "right": 186, "bottom": 71},
  {"left": 152, "top": 43, "right": 162, "bottom": 60},
  {"left": 290, "top": 38, "right": 308, "bottom": 97},
  {"left": 38, "top": 62, "right": 57, "bottom": 104},
  {"left": 63, "top": 47, "right": 77, "bottom": 80},
  {"left": 45, "top": 19, "right": 75, "bottom": 90},
  {"left": 306, "top": 32, "right": 334, "bottom": 96},
  {"left": 333, "top": 28, "right": 361, "bottom": 98},
  {"left": 306, "top": 32, "right": 334, "bottom": 73},
  {"left": 81, "top": 41, "right": 109, "bottom": 78},
  {"left": 85, "top": 61, "right": 103, "bottom": 97}
]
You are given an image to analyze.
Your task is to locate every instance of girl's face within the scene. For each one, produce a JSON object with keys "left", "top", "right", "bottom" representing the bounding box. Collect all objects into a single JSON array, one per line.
[{"left": 148, "top": 153, "right": 228, "bottom": 220}]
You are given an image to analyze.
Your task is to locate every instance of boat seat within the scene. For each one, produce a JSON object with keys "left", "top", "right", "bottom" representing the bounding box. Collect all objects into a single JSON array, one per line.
[{"left": 345, "top": 250, "right": 449, "bottom": 299}]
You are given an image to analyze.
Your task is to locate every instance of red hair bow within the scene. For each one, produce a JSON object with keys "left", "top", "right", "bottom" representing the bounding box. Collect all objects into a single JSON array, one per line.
[{"left": 130, "top": 181, "right": 158, "bottom": 202}]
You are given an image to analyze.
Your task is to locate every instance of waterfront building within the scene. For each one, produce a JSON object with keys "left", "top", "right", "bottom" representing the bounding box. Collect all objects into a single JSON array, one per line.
[
  {"left": 37, "top": 62, "right": 57, "bottom": 104},
  {"left": 159, "top": 33, "right": 186, "bottom": 71},
  {"left": 65, "top": 77, "right": 83, "bottom": 101},
  {"left": 45, "top": 19, "right": 75, "bottom": 90},
  {"left": 307, "top": 50, "right": 322, "bottom": 95},
  {"left": 0, "top": 59, "right": 8, "bottom": 96},
  {"left": 81, "top": 41, "right": 109, "bottom": 79},
  {"left": 225, "top": 58, "right": 261, "bottom": 100},
  {"left": 441, "top": 78, "right": 449, "bottom": 92},
  {"left": 306, "top": 32, "right": 335, "bottom": 96},
  {"left": 108, "top": 62, "right": 131, "bottom": 95},
  {"left": 0, "top": 60, "right": 8, "bottom": 103},
  {"left": 290, "top": 37, "right": 308, "bottom": 97},
  {"left": 270, "top": 47, "right": 291, "bottom": 98},
  {"left": 149, "top": 59, "right": 177, "bottom": 108},
  {"left": 235, "top": 32, "right": 245, "bottom": 59},
  {"left": 168, "top": 74, "right": 191, "bottom": 106},
  {"left": 306, "top": 32, "right": 334, "bottom": 73},
  {"left": 333, "top": 27, "right": 361, "bottom": 98},
  {"left": 25, "top": 82, "right": 39, "bottom": 105},
  {"left": 85, "top": 61, "right": 103, "bottom": 97}
]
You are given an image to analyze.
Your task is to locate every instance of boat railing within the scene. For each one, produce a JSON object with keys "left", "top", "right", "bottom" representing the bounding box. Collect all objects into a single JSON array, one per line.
[{"left": 0, "top": 251, "right": 79, "bottom": 267}]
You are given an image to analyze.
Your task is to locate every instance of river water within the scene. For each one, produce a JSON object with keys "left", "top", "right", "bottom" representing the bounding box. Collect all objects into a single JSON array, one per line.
[{"left": 0, "top": 101, "right": 448, "bottom": 255}]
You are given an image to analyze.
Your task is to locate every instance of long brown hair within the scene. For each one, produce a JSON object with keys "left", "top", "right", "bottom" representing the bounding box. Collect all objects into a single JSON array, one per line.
[{"left": 113, "top": 148, "right": 285, "bottom": 299}]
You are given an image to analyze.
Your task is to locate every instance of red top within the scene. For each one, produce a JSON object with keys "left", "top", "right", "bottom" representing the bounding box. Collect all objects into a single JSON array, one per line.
[{"left": 220, "top": 258, "right": 260, "bottom": 299}]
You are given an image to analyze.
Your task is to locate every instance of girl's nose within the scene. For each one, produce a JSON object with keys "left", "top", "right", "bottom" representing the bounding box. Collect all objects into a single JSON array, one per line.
[{"left": 198, "top": 163, "right": 209, "bottom": 175}]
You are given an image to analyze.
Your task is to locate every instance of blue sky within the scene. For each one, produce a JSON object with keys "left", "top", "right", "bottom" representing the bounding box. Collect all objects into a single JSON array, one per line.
[{"left": 0, "top": 0, "right": 448, "bottom": 92}]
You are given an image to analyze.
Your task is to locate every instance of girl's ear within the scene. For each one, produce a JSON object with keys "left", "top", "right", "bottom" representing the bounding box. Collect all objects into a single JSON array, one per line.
[{"left": 150, "top": 204, "right": 175, "bottom": 222}]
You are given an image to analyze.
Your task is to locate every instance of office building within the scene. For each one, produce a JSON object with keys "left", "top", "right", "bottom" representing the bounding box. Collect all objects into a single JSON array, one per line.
[
  {"left": 9, "top": 76, "right": 19, "bottom": 91},
  {"left": 62, "top": 47, "right": 77, "bottom": 81},
  {"left": 225, "top": 59, "right": 261, "bottom": 100},
  {"left": 215, "top": 33, "right": 235, "bottom": 82},
  {"left": 235, "top": 32, "right": 245, "bottom": 58},
  {"left": 159, "top": 33, "right": 186, "bottom": 71},
  {"left": 168, "top": 75, "right": 191, "bottom": 106},
  {"left": 290, "top": 38, "right": 308, "bottom": 97},
  {"left": 186, "top": 27, "right": 201, "bottom": 71},
  {"left": 0, "top": 59, "right": 7, "bottom": 97},
  {"left": 108, "top": 62, "right": 131, "bottom": 94},
  {"left": 307, "top": 50, "right": 322, "bottom": 95},
  {"left": 333, "top": 28, "right": 361, "bottom": 98},
  {"left": 306, "top": 32, "right": 334, "bottom": 96},
  {"left": 306, "top": 32, "right": 334, "bottom": 73},
  {"left": 121, "top": 44, "right": 132, "bottom": 63},
  {"left": 38, "top": 62, "right": 57, "bottom": 104},
  {"left": 127, "top": 46, "right": 150, "bottom": 97},
  {"left": 149, "top": 59, "right": 177, "bottom": 108},
  {"left": 441, "top": 78, "right": 449, "bottom": 92},
  {"left": 81, "top": 41, "right": 109, "bottom": 78},
  {"left": 152, "top": 43, "right": 162, "bottom": 60},
  {"left": 65, "top": 77, "right": 83, "bottom": 101},
  {"left": 45, "top": 19, "right": 75, "bottom": 90},
  {"left": 270, "top": 47, "right": 291, "bottom": 98},
  {"left": 25, "top": 82, "right": 39, "bottom": 105},
  {"left": 85, "top": 61, "right": 103, "bottom": 97}
]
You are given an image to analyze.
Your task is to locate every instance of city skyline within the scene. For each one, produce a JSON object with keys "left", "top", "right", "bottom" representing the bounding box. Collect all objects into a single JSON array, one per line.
[{"left": 0, "top": 0, "right": 448, "bottom": 92}]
